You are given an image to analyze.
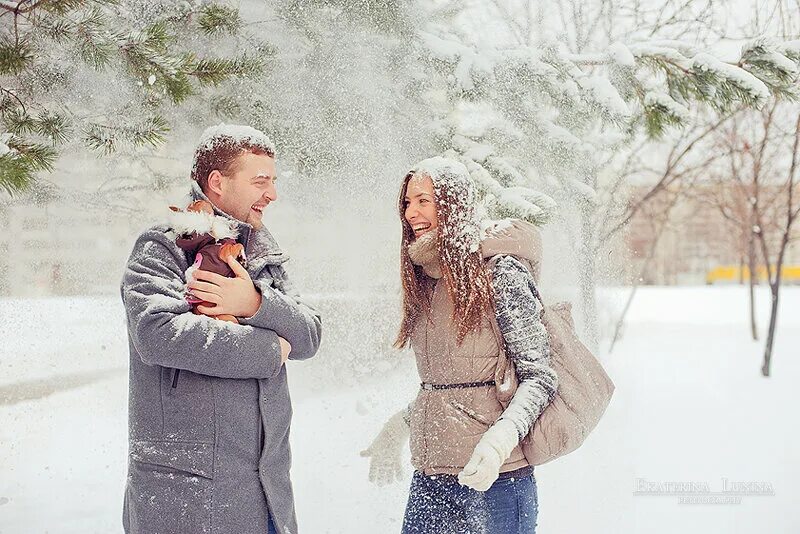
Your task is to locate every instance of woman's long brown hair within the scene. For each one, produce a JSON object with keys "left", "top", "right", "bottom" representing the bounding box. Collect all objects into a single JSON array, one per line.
[{"left": 394, "top": 170, "right": 494, "bottom": 348}]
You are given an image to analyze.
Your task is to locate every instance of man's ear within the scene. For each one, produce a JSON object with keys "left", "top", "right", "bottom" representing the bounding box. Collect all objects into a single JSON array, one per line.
[{"left": 206, "top": 170, "right": 224, "bottom": 196}]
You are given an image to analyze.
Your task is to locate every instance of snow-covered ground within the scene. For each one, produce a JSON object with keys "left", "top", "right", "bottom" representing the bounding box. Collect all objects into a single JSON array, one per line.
[{"left": 1, "top": 286, "right": 798, "bottom": 533}]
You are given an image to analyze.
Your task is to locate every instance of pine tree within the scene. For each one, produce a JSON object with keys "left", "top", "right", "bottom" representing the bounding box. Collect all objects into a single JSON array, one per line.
[
  {"left": 410, "top": 2, "right": 799, "bottom": 347},
  {"left": 417, "top": 30, "right": 800, "bottom": 226},
  {"left": 0, "top": 0, "right": 264, "bottom": 195}
]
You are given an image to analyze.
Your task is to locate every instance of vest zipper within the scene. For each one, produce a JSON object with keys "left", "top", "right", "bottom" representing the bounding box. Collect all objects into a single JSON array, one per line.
[{"left": 421, "top": 281, "right": 438, "bottom": 471}]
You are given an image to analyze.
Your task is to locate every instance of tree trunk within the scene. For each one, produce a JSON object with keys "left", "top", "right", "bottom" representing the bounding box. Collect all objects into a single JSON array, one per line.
[
  {"left": 738, "top": 254, "right": 744, "bottom": 284},
  {"left": 748, "top": 232, "right": 759, "bottom": 341},
  {"left": 761, "top": 283, "right": 780, "bottom": 377},
  {"left": 761, "top": 236, "right": 789, "bottom": 377}
]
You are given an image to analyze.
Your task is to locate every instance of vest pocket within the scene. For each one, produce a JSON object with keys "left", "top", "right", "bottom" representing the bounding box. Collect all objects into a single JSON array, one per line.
[{"left": 450, "top": 399, "right": 492, "bottom": 427}]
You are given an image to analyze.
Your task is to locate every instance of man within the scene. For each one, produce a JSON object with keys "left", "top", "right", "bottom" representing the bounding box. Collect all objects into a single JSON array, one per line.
[{"left": 121, "top": 124, "right": 322, "bottom": 534}]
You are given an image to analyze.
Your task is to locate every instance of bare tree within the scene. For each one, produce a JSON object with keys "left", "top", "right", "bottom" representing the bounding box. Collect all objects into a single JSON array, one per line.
[
  {"left": 752, "top": 109, "right": 800, "bottom": 375},
  {"left": 695, "top": 102, "right": 800, "bottom": 375},
  {"left": 689, "top": 106, "right": 791, "bottom": 342},
  {"left": 596, "top": 0, "right": 800, "bottom": 351}
]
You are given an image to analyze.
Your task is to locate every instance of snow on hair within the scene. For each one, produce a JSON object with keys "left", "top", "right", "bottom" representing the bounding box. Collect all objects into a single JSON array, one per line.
[
  {"left": 196, "top": 123, "right": 275, "bottom": 154},
  {"left": 191, "top": 123, "right": 275, "bottom": 190},
  {"left": 410, "top": 156, "right": 481, "bottom": 255}
]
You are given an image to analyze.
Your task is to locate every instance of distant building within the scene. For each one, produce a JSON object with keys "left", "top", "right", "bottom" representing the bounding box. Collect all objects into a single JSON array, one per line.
[
  {"left": 2, "top": 177, "right": 798, "bottom": 297},
  {"left": 0, "top": 202, "right": 135, "bottom": 296},
  {"left": 624, "top": 182, "right": 800, "bottom": 285}
]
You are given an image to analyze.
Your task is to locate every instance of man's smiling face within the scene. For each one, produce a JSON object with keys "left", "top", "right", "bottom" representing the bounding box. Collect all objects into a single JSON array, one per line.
[{"left": 207, "top": 151, "right": 277, "bottom": 230}]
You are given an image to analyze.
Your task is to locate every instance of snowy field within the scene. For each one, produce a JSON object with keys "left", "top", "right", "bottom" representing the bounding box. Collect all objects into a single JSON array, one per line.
[{"left": 1, "top": 286, "right": 798, "bottom": 533}]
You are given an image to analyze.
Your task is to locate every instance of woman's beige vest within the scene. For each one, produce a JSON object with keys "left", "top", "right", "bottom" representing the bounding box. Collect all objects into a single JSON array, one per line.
[{"left": 408, "top": 220, "right": 542, "bottom": 476}]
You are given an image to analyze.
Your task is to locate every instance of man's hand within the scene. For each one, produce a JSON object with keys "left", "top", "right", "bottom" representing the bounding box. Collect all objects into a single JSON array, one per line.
[{"left": 188, "top": 255, "right": 263, "bottom": 318}]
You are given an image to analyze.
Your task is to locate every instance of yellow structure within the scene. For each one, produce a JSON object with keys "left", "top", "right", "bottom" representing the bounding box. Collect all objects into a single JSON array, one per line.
[{"left": 706, "top": 265, "right": 800, "bottom": 284}]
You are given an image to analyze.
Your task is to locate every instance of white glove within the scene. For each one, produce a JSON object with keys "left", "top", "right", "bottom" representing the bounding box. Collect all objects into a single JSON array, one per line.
[
  {"left": 458, "top": 419, "right": 519, "bottom": 491},
  {"left": 360, "top": 410, "right": 410, "bottom": 486}
]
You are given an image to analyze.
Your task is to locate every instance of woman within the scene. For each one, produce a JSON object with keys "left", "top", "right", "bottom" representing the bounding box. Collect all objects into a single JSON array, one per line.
[{"left": 362, "top": 156, "right": 559, "bottom": 534}]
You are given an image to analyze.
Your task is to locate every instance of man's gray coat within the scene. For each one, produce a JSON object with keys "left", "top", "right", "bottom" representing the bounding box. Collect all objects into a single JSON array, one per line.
[{"left": 121, "top": 183, "right": 321, "bottom": 534}]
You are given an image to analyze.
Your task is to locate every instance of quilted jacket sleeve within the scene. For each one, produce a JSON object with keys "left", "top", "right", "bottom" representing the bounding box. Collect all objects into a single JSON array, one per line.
[{"left": 491, "top": 255, "right": 559, "bottom": 439}]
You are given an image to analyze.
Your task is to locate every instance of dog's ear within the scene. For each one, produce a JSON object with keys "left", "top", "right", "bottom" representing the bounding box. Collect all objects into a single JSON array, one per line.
[{"left": 188, "top": 200, "right": 214, "bottom": 214}]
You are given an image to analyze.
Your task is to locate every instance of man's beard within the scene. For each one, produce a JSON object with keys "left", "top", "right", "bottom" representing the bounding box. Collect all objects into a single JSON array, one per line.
[{"left": 245, "top": 208, "right": 264, "bottom": 229}]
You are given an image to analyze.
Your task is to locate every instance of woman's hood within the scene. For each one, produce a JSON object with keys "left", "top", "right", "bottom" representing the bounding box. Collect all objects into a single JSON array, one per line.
[{"left": 481, "top": 219, "right": 543, "bottom": 280}]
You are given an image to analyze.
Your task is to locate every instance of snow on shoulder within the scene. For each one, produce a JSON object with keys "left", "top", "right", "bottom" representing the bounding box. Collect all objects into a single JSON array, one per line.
[
  {"left": 196, "top": 123, "right": 275, "bottom": 154},
  {"left": 166, "top": 207, "right": 238, "bottom": 241}
]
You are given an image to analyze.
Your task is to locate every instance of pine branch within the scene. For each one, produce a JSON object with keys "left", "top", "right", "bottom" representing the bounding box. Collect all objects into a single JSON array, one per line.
[
  {"left": 0, "top": 134, "right": 57, "bottom": 195},
  {"left": 10, "top": 138, "right": 57, "bottom": 171},
  {"left": 119, "top": 24, "right": 199, "bottom": 103},
  {"left": 120, "top": 20, "right": 169, "bottom": 52},
  {"left": 128, "top": 115, "right": 169, "bottom": 148},
  {"left": 73, "top": 7, "right": 114, "bottom": 69},
  {"left": 489, "top": 186, "right": 556, "bottom": 225},
  {"left": 778, "top": 41, "right": 800, "bottom": 63},
  {"left": 83, "top": 123, "right": 115, "bottom": 153},
  {"left": 628, "top": 41, "right": 800, "bottom": 121},
  {"left": 161, "top": 67, "right": 194, "bottom": 104},
  {"left": 34, "top": 110, "right": 70, "bottom": 144},
  {"left": 0, "top": 154, "right": 34, "bottom": 194},
  {"left": 198, "top": 3, "right": 242, "bottom": 36},
  {"left": 455, "top": 154, "right": 504, "bottom": 196},
  {"left": 191, "top": 55, "right": 264, "bottom": 86},
  {"left": 41, "top": 0, "right": 91, "bottom": 15},
  {"left": 740, "top": 39, "right": 800, "bottom": 101},
  {"left": 83, "top": 115, "right": 170, "bottom": 155},
  {"left": 0, "top": 86, "right": 26, "bottom": 112},
  {"left": 643, "top": 92, "right": 690, "bottom": 138},
  {"left": 0, "top": 38, "right": 34, "bottom": 75},
  {"left": 37, "top": 15, "right": 76, "bottom": 42},
  {"left": 449, "top": 140, "right": 555, "bottom": 225},
  {"left": 2, "top": 107, "right": 37, "bottom": 135}
]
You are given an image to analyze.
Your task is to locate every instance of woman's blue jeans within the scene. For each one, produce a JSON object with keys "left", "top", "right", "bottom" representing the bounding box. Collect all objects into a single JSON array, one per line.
[{"left": 401, "top": 466, "right": 539, "bottom": 534}]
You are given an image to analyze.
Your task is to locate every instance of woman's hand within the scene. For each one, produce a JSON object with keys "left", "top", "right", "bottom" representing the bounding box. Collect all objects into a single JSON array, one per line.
[
  {"left": 458, "top": 419, "right": 518, "bottom": 491},
  {"left": 360, "top": 410, "right": 410, "bottom": 486},
  {"left": 189, "top": 255, "right": 262, "bottom": 318}
]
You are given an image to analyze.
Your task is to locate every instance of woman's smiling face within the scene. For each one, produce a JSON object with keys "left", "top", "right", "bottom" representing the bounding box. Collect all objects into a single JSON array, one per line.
[{"left": 403, "top": 174, "right": 438, "bottom": 239}]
